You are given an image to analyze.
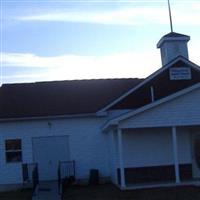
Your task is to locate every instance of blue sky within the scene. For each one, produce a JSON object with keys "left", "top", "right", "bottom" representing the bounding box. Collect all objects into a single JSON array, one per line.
[{"left": 1, "top": 0, "right": 200, "bottom": 84}]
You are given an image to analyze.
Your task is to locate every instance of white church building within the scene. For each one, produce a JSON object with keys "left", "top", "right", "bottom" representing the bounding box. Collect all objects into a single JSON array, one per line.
[{"left": 0, "top": 31, "right": 200, "bottom": 190}]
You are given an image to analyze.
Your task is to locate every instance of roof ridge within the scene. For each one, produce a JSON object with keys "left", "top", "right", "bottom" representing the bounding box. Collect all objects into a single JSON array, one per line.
[{"left": 1, "top": 78, "right": 142, "bottom": 87}]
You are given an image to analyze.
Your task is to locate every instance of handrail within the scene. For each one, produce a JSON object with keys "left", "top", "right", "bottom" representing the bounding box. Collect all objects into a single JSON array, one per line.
[
  {"left": 60, "top": 161, "right": 75, "bottom": 178},
  {"left": 58, "top": 163, "right": 61, "bottom": 194},
  {"left": 58, "top": 160, "right": 75, "bottom": 198},
  {"left": 22, "top": 163, "right": 39, "bottom": 196},
  {"left": 32, "top": 164, "right": 39, "bottom": 195}
]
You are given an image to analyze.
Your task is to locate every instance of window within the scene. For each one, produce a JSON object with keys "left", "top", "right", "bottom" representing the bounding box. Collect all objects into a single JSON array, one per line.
[{"left": 5, "top": 139, "right": 22, "bottom": 163}]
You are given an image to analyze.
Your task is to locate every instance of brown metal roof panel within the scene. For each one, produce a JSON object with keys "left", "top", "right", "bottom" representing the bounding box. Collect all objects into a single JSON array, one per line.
[{"left": 0, "top": 78, "right": 142, "bottom": 119}]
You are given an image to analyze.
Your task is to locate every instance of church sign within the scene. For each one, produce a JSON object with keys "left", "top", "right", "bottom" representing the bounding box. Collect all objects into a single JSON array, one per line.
[{"left": 169, "top": 67, "right": 192, "bottom": 80}]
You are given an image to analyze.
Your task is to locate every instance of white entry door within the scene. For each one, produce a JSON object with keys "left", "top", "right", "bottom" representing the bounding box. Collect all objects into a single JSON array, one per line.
[
  {"left": 32, "top": 136, "right": 70, "bottom": 181},
  {"left": 192, "top": 135, "right": 200, "bottom": 178}
]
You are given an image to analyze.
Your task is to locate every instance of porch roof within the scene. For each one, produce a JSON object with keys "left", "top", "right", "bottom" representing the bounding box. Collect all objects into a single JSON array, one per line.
[{"left": 102, "top": 83, "right": 200, "bottom": 131}]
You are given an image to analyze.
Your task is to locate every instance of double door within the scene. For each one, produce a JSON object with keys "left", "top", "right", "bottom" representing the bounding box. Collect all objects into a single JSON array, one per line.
[{"left": 32, "top": 136, "right": 70, "bottom": 181}]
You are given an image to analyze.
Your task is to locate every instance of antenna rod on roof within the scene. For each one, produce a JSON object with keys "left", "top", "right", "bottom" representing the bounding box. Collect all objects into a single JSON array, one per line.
[{"left": 167, "top": 0, "right": 173, "bottom": 32}]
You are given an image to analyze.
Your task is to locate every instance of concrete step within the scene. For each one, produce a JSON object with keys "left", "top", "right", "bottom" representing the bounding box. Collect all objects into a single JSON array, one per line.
[{"left": 32, "top": 181, "right": 61, "bottom": 200}]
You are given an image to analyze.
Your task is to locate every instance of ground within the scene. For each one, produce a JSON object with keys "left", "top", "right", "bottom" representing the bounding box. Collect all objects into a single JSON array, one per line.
[
  {"left": 1, "top": 184, "right": 200, "bottom": 200},
  {"left": 0, "top": 189, "right": 32, "bottom": 200},
  {"left": 63, "top": 184, "right": 200, "bottom": 200}
]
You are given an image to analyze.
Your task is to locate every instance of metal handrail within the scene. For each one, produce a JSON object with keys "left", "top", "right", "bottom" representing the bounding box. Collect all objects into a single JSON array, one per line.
[
  {"left": 58, "top": 160, "right": 75, "bottom": 197},
  {"left": 22, "top": 163, "right": 38, "bottom": 183},
  {"left": 58, "top": 163, "right": 61, "bottom": 194},
  {"left": 60, "top": 160, "right": 75, "bottom": 179},
  {"left": 32, "top": 164, "right": 39, "bottom": 195},
  {"left": 22, "top": 163, "right": 39, "bottom": 195}
]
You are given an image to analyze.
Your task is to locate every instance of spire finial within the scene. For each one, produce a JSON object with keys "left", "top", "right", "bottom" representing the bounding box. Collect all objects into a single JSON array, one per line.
[{"left": 167, "top": 0, "right": 173, "bottom": 32}]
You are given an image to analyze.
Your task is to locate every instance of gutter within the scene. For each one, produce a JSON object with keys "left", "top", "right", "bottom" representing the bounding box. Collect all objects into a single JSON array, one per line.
[{"left": 0, "top": 112, "right": 108, "bottom": 123}]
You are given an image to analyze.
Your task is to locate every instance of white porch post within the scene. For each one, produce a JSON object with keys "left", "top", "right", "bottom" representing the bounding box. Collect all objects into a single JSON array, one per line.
[
  {"left": 117, "top": 128, "right": 126, "bottom": 188},
  {"left": 172, "top": 126, "right": 180, "bottom": 183},
  {"left": 111, "top": 130, "right": 118, "bottom": 185}
]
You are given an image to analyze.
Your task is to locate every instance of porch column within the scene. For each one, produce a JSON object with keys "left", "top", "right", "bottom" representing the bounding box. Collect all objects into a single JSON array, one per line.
[
  {"left": 111, "top": 130, "right": 118, "bottom": 185},
  {"left": 117, "top": 128, "right": 126, "bottom": 188},
  {"left": 172, "top": 126, "right": 180, "bottom": 183}
]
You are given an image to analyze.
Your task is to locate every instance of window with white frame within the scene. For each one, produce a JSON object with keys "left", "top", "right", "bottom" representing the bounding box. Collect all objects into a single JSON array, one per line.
[{"left": 5, "top": 139, "right": 22, "bottom": 163}]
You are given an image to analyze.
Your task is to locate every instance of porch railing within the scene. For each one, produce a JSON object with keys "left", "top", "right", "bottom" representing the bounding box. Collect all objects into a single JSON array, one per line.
[
  {"left": 58, "top": 160, "right": 75, "bottom": 198},
  {"left": 22, "top": 163, "right": 39, "bottom": 195}
]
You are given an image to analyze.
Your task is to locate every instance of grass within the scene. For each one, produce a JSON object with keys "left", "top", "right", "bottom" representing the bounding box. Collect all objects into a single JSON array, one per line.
[
  {"left": 0, "top": 189, "right": 32, "bottom": 200},
  {"left": 63, "top": 184, "right": 200, "bottom": 200}
]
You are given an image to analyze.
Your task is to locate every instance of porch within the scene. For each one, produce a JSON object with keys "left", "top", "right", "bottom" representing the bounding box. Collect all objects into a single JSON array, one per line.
[{"left": 109, "top": 126, "right": 200, "bottom": 190}]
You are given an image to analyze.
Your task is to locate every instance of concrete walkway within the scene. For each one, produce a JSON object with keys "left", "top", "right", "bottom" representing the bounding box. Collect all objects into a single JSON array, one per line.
[{"left": 32, "top": 181, "right": 61, "bottom": 200}]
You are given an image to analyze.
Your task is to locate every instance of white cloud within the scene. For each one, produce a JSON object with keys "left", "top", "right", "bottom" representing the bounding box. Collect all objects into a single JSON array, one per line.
[
  {"left": 1, "top": 51, "right": 161, "bottom": 83},
  {"left": 16, "top": 4, "right": 200, "bottom": 26},
  {"left": 17, "top": 7, "right": 162, "bottom": 26},
  {"left": 2, "top": 73, "right": 47, "bottom": 80},
  {"left": 2, "top": 44, "right": 200, "bottom": 83}
]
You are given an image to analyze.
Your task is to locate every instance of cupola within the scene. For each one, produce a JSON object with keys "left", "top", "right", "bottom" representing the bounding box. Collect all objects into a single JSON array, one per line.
[{"left": 157, "top": 32, "right": 190, "bottom": 66}]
